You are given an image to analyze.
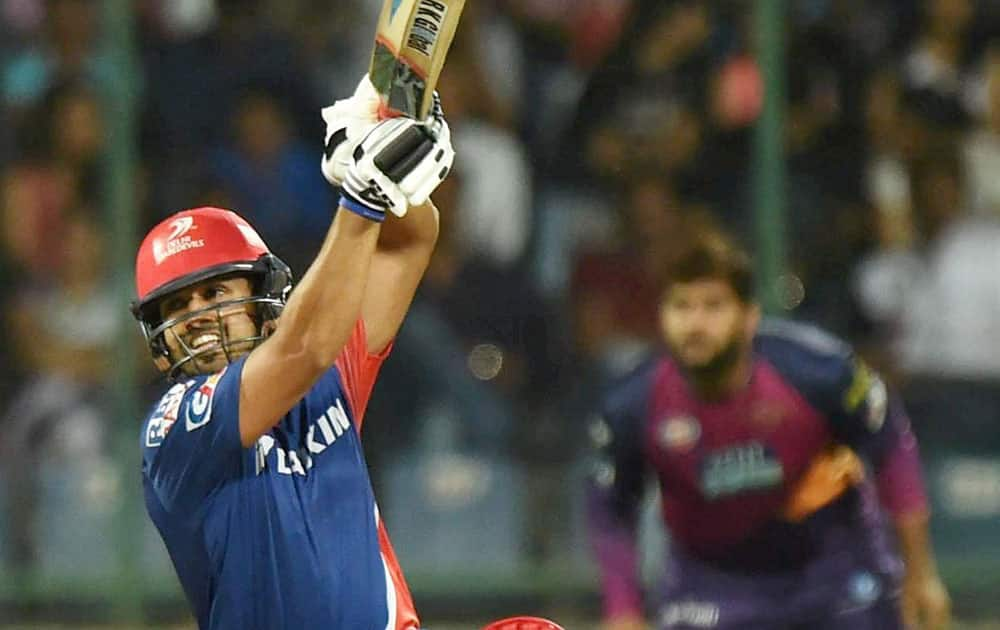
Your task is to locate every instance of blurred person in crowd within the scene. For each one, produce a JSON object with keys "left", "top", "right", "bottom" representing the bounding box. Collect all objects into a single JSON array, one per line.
[
  {"left": 963, "top": 45, "right": 1000, "bottom": 216},
  {"left": 1, "top": 0, "right": 113, "bottom": 112},
  {"left": 902, "top": 0, "right": 978, "bottom": 128},
  {"left": 209, "top": 89, "right": 334, "bottom": 276},
  {"left": 856, "top": 143, "right": 1000, "bottom": 378},
  {"left": 131, "top": 75, "right": 452, "bottom": 629},
  {"left": 280, "top": 0, "right": 378, "bottom": 102},
  {"left": 2, "top": 80, "right": 104, "bottom": 281},
  {"left": 557, "top": 0, "right": 713, "bottom": 189},
  {"left": 497, "top": 0, "right": 631, "bottom": 155},
  {"left": 434, "top": 52, "right": 532, "bottom": 268},
  {"left": 863, "top": 70, "right": 930, "bottom": 259},
  {"left": 140, "top": 0, "right": 318, "bottom": 170},
  {"left": 0, "top": 211, "right": 118, "bottom": 570},
  {"left": 587, "top": 228, "right": 950, "bottom": 630},
  {"left": 569, "top": 176, "right": 688, "bottom": 379},
  {"left": 415, "top": 170, "right": 567, "bottom": 563}
]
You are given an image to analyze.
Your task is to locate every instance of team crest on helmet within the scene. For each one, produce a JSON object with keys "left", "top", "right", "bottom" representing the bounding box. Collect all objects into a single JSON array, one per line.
[
  {"left": 657, "top": 414, "right": 702, "bottom": 452},
  {"left": 153, "top": 216, "right": 205, "bottom": 264}
]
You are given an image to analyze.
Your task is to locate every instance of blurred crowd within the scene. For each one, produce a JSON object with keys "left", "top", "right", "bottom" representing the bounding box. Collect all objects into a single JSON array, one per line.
[{"left": 0, "top": 0, "right": 998, "bottom": 586}]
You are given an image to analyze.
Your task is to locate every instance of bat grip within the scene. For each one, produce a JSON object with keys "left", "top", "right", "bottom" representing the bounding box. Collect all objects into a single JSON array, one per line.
[{"left": 374, "top": 124, "right": 433, "bottom": 183}]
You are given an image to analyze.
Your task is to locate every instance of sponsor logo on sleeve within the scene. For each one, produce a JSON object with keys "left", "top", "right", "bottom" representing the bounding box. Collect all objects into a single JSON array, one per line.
[
  {"left": 843, "top": 361, "right": 873, "bottom": 412},
  {"left": 865, "top": 376, "right": 888, "bottom": 433},
  {"left": 843, "top": 360, "right": 888, "bottom": 432},
  {"left": 185, "top": 369, "right": 226, "bottom": 432},
  {"left": 146, "top": 382, "right": 193, "bottom": 447}
]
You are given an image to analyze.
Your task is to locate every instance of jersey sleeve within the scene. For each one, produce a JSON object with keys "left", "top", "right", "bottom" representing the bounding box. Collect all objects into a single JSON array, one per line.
[
  {"left": 758, "top": 321, "right": 928, "bottom": 519},
  {"left": 757, "top": 321, "right": 897, "bottom": 465},
  {"left": 334, "top": 318, "right": 392, "bottom": 432},
  {"left": 875, "top": 407, "right": 930, "bottom": 519},
  {"left": 141, "top": 359, "right": 245, "bottom": 515},
  {"left": 586, "top": 361, "right": 655, "bottom": 621},
  {"left": 825, "top": 357, "right": 899, "bottom": 465}
]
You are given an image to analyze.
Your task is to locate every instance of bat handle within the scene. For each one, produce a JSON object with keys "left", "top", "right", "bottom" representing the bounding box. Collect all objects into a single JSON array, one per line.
[{"left": 373, "top": 124, "right": 434, "bottom": 183}]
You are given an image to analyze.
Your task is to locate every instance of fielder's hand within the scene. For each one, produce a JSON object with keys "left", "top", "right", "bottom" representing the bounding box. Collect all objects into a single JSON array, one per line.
[{"left": 901, "top": 569, "right": 952, "bottom": 630}]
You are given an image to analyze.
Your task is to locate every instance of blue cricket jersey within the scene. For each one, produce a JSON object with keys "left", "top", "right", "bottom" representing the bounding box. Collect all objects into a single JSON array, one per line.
[{"left": 141, "top": 321, "right": 418, "bottom": 630}]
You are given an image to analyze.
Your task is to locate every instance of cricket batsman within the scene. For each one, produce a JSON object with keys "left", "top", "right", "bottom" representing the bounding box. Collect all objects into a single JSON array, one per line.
[
  {"left": 132, "top": 76, "right": 452, "bottom": 629},
  {"left": 588, "top": 228, "right": 952, "bottom": 629}
]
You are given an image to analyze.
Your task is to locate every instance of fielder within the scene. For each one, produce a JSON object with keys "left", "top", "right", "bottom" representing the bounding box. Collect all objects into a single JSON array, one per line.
[{"left": 588, "top": 229, "right": 951, "bottom": 630}]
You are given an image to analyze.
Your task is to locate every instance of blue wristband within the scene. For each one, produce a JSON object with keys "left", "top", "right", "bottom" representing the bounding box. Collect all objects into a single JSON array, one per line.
[{"left": 338, "top": 193, "right": 386, "bottom": 223}]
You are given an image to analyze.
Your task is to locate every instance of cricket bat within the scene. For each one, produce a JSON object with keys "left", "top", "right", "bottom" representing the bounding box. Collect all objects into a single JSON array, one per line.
[{"left": 369, "top": 0, "right": 466, "bottom": 121}]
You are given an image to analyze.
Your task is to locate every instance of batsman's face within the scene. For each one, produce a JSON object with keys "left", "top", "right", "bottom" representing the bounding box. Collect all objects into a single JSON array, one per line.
[
  {"left": 660, "top": 279, "right": 759, "bottom": 372},
  {"left": 158, "top": 276, "right": 257, "bottom": 375}
]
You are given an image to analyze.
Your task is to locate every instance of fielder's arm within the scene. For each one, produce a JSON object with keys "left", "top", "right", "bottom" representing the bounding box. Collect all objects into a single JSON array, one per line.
[{"left": 875, "top": 416, "right": 951, "bottom": 630}]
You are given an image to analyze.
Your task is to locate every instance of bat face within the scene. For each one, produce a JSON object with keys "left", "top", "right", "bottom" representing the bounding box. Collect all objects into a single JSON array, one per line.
[{"left": 370, "top": 0, "right": 465, "bottom": 120}]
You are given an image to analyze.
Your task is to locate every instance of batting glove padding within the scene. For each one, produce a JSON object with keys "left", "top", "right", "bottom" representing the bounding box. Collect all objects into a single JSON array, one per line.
[
  {"left": 321, "top": 74, "right": 381, "bottom": 187},
  {"left": 341, "top": 112, "right": 454, "bottom": 219},
  {"left": 402, "top": 97, "right": 453, "bottom": 207}
]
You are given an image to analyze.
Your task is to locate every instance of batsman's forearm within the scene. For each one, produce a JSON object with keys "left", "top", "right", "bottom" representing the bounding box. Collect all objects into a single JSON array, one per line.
[
  {"left": 275, "top": 209, "right": 381, "bottom": 368},
  {"left": 236, "top": 208, "right": 382, "bottom": 447},
  {"left": 377, "top": 200, "right": 439, "bottom": 252}
]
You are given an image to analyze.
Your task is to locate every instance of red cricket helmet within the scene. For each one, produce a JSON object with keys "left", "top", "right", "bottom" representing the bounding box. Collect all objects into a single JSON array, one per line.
[{"left": 131, "top": 207, "right": 292, "bottom": 378}]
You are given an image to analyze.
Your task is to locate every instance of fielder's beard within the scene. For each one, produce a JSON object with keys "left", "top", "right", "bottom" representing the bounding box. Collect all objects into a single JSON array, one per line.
[{"left": 675, "top": 334, "right": 749, "bottom": 397}]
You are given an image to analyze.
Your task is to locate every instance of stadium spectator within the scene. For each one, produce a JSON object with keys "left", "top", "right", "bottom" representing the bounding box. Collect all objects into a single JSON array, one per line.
[
  {"left": 0, "top": 212, "right": 118, "bottom": 570},
  {"left": 208, "top": 89, "right": 333, "bottom": 276}
]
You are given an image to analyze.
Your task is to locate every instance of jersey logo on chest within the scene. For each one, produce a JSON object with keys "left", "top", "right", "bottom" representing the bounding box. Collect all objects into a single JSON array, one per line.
[
  {"left": 700, "top": 441, "right": 784, "bottom": 499},
  {"left": 254, "top": 398, "right": 353, "bottom": 476}
]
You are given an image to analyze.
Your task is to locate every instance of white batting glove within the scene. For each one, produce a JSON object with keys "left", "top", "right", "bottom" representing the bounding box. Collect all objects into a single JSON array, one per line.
[
  {"left": 321, "top": 74, "right": 380, "bottom": 187},
  {"left": 400, "top": 95, "right": 454, "bottom": 207},
  {"left": 339, "top": 111, "right": 454, "bottom": 219}
]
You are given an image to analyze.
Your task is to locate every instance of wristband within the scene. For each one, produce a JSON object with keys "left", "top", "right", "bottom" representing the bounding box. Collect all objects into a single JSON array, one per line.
[{"left": 338, "top": 193, "right": 386, "bottom": 223}]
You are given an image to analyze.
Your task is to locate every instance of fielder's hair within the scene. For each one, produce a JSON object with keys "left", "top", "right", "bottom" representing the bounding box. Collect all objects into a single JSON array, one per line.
[{"left": 663, "top": 223, "right": 755, "bottom": 303}]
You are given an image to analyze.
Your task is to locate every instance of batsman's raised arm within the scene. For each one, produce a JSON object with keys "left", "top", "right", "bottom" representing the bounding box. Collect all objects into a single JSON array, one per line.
[
  {"left": 241, "top": 97, "right": 453, "bottom": 446},
  {"left": 362, "top": 199, "right": 440, "bottom": 354},
  {"left": 237, "top": 209, "right": 380, "bottom": 446},
  {"left": 321, "top": 76, "right": 453, "bottom": 356}
]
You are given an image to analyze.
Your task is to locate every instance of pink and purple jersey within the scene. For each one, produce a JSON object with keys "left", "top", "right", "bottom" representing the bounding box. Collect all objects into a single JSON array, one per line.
[
  {"left": 587, "top": 319, "right": 928, "bottom": 626},
  {"left": 141, "top": 321, "right": 418, "bottom": 630}
]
